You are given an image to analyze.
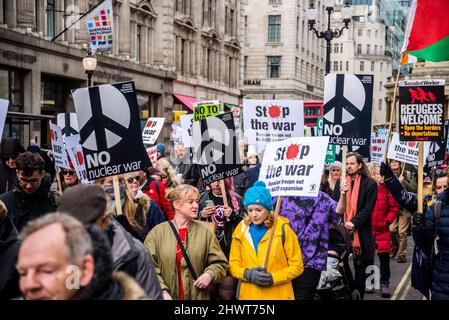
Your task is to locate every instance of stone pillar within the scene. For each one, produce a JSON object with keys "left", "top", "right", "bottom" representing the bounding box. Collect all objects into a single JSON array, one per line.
[
  {"left": 75, "top": 0, "right": 88, "bottom": 47},
  {"left": 119, "top": 0, "right": 131, "bottom": 57},
  {"left": 55, "top": 0, "right": 64, "bottom": 41},
  {"left": 35, "top": 0, "right": 46, "bottom": 35},
  {"left": 17, "top": 0, "right": 35, "bottom": 29},
  {"left": 0, "top": 0, "right": 4, "bottom": 25},
  {"left": 4, "top": 0, "right": 17, "bottom": 28}
]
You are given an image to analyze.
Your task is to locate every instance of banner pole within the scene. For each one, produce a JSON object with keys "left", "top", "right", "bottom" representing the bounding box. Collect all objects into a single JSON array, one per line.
[
  {"left": 384, "top": 63, "right": 402, "bottom": 163},
  {"left": 113, "top": 175, "right": 123, "bottom": 216},
  {"left": 220, "top": 180, "right": 230, "bottom": 222},
  {"left": 341, "top": 145, "right": 347, "bottom": 182},
  {"left": 56, "top": 167, "right": 62, "bottom": 193},
  {"left": 418, "top": 142, "right": 424, "bottom": 212},
  {"left": 263, "top": 195, "right": 282, "bottom": 269},
  {"left": 401, "top": 163, "right": 406, "bottom": 177}
]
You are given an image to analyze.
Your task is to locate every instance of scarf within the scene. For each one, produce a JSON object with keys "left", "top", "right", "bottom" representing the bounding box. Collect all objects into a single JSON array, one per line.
[{"left": 344, "top": 174, "right": 362, "bottom": 256}]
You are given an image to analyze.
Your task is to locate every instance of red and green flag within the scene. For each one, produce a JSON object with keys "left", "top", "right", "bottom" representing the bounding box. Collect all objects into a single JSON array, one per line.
[{"left": 402, "top": 0, "right": 449, "bottom": 62}]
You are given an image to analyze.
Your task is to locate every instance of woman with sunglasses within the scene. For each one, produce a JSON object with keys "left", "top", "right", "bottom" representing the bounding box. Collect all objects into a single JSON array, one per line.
[
  {"left": 98, "top": 175, "right": 165, "bottom": 242},
  {"left": 50, "top": 163, "right": 80, "bottom": 193}
]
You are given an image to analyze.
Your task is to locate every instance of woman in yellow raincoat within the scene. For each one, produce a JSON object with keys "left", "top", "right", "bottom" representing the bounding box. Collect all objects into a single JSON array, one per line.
[{"left": 229, "top": 181, "right": 304, "bottom": 300}]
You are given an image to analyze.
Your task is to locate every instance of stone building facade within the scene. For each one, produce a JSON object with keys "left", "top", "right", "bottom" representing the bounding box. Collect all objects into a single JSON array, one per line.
[
  {"left": 241, "top": 0, "right": 327, "bottom": 101},
  {"left": 0, "top": 0, "right": 242, "bottom": 146}
]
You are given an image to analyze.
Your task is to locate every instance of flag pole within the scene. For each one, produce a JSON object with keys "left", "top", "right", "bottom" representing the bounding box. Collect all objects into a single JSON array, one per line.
[
  {"left": 418, "top": 142, "right": 424, "bottom": 212},
  {"left": 51, "top": 0, "right": 107, "bottom": 42},
  {"left": 384, "top": 60, "right": 402, "bottom": 163}
]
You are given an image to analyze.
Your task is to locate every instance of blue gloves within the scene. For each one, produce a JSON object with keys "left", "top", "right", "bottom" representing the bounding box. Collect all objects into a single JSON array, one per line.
[{"left": 244, "top": 267, "right": 274, "bottom": 287}]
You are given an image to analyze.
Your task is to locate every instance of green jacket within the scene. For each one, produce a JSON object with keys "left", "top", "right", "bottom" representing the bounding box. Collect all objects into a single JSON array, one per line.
[{"left": 144, "top": 220, "right": 228, "bottom": 300}]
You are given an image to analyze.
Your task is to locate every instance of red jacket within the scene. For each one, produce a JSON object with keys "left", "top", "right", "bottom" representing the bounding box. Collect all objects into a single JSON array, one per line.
[
  {"left": 371, "top": 183, "right": 399, "bottom": 253},
  {"left": 142, "top": 180, "right": 174, "bottom": 220}
]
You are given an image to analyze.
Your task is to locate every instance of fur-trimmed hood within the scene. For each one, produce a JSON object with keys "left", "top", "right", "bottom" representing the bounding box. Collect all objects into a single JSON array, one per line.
[{"left": 112, "top": 271, "right": 148, "bottom": 300}]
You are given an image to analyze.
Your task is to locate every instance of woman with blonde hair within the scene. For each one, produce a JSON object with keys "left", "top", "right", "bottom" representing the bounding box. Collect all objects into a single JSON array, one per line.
[
  {"left": 229, "top": 181, "right": 304, "bottom": 300},
  {"left": 154, "top": 158, "right": 181, "bottom": 189},
  {"left": 97, "top": 175, "right": 165, "bottom": 242},
  {"left": 144, "top": 184, "right": 228, "bottom": 300}
]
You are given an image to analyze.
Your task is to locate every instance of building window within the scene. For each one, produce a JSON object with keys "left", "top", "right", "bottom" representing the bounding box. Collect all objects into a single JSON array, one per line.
[
  {"left": 206, "top": 0, "right": 213, "bottom": 27},
  {"left": 367, "top": 29, "right": 371, "bottom": 37},
  {"left": 295, "top": 57, "right": 299, "bottom": 77},
  {"left": 346, "top": 61, "right": 349, "bottom": 71},
  {"left": 244, "top": 56, "right": 248, "bottom": 80},
  {"left": 333, "top": 61, "right": 338, "bottom": 71},
  {"left": 230, "top": 9, "right": 234, "bottom": 36},
  {"left": 334, "top": 43, "right": 339, "bottom": 53},
  {"left": 371, "top": 61, "right": 375, "bottom": 71},
  {"left": 269, "top": 0, "right": 282, "bottom": 3},
  {"left": 366, "top": 44, "right": 371, "bottom": 54},
  {"left": 339, "top": 61, "right": 342, "bottom": 71},
  {"left": 375, "top": 30, "right": 378, "bottom": 38},
  {"left": 180, "top": 39, "right": 186, "bottom": 75},
  {"left": 360, "top": 61, "right": 364, "bottom": 71},
  {"left": 176, "top": 0, "right": 189, "bottom": 15},
  {"left": 268, "top": 15, "right": 281, "bottom": 42},
  {"left": 340, "top": 43, "right": 343, "bottom": 53},
  {"left": 136, "top": 25, "right": 141, "bottom": 63},
  {"left": 0, "top": 68, "right": 23, "bottom": 113},
  {"left": 267, "top": 56, "right": 281, "bottom": 78},
  {"left": 379, "top": 81, "right": 383, "bottom": 90},
  {"left": 356, "top": 44, "right": 362, "bottom": 54},
  {"left": 47, "top": 0, "right": 55, "bottom": 38},
  {"left": 380, "top": 62, "right": 383, "bottom": 71},
  {"left": 358, "top": 29, "right": 362, "bottom": 36},
  {"left": 374, "top": 45, "right": 378, "bottom": 54},
  {"left": 378, "top": 99, "right": 382, "bottom": 111},
  {"left": 244, "top": 16, "right": 248, "bottom": 44}
]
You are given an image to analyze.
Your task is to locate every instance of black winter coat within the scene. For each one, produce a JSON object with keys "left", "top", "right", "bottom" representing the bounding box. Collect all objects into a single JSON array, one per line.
[
  {"left": 333, "top": 175, "right": 378, "bottom": 261},
  {"left": 414, "top": 190, "right": 449, "bottom": 300},
  {"left": 0, "top": 179, "right": 58, "bottom": 231},
  {"left": 0, "top": 216, "right": 21, "bottom": 299},
  {"left": 198, "top": 191, "right": 243, "bottom": 258},
  {"left": 0, "top": 162, "right": 17, "bottom": 195}
]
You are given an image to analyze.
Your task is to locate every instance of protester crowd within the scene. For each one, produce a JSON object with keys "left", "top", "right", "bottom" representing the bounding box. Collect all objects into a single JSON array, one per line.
[{"left": 0, "top": 136, "right": 448, "bottom": 301}]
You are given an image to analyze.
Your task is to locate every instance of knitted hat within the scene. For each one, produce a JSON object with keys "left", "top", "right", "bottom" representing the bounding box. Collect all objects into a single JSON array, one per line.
[
  {"left": 243, "top": 181, "right": 273, "bottom": 211},
  {"left": 156, "top": 143, "right": 166, "bottom": 154}
]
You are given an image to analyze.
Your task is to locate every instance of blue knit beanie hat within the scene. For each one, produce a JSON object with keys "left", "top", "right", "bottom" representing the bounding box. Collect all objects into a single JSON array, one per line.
[
  {"left": 243, "top": 181, "right": 274, "bottom": 211},
  {"left": 156, "top": 143, "right": 166, "bottom": 154}
]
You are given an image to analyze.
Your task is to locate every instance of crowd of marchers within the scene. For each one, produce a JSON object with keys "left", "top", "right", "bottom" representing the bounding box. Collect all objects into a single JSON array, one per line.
[{"left": 0, "top": 137, "right": 448, "bottom": 300}]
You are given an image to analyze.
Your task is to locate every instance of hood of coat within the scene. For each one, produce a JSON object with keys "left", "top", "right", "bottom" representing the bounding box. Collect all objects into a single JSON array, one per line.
[{"left": 112, "top": 271, "right": 147, "bottom": 300}]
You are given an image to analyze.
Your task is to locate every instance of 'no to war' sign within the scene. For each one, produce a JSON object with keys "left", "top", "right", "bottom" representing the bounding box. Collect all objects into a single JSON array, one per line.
[
  {"left": 64, "top": 134, "right": 89, "bottom": 184},
  {"left": 192, "top": 112, "right": 242, "bottom": 188},
  {"left": 259, "top": 136, "right": 329, "bottom": 197},
  {"left": 72, "top": 81, "right": 149, "bottom": 181},
  {"left": 193, "top": 100, "right": 221, "bottom": 121},
  {"left": 399, "top": 79, "right": 445, "bottom": 142},
  {"left": 370, "top": 129, "right": 389, "bottom": 164},
  {"left": 243, "top": 99, "right": 304, "bottom": 154},
  {"left": 49, "top": 122, "right": 70, "bottom": 169},
  {"left": 387, "top": 132, "right": 430, "bottom": 166},
  {"left": 142, "top": 117, "right": 165, "bottom": 145},
  {"left": 323, "top": 74, "right": 373, "bottom": 160}
]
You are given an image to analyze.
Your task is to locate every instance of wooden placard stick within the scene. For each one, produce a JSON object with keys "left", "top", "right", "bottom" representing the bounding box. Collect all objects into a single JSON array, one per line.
[
  {"left": 220, "top": 180, "right": 230, "bottom": 221},
  {"left": 384, "top": 63, "right": 402, "bottom": 162},
  {"left": 56, "top": 167, "right": 62, "bottom": 193},
  {"left": 417, "top": 142, "right": 424, "bottom": 213},
  {"left": 112, "top": 175, "right": 123, "bottom": 216}
]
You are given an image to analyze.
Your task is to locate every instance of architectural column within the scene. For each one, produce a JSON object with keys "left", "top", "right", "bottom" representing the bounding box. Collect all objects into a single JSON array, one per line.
[
  {"left": 55, "top": 0, "right": 64, "bottom": 41},
  {"left": 17, "top": 0, "right": 35, "bottom": 29},
  {"left": 119, "top": 0, "right": 131, "bottom": 57},
  {"left": 4, "top": 0, "right": 17, "bottom": 28},
  {"left": 75, "top": 0, "right": 88, "bottom": 47},
  {"left": 66, "top": 0, "right": 76, "bottom": 44},
  {"left": 35, "top": 0, "right": 46, "bottom": 35}
]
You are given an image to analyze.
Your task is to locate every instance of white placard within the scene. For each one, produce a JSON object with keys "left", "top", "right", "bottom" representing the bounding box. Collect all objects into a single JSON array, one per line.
[
  {"left": 370, "top": 130, "right": 389, "bottom": 164},
  {"left": 259, "top": 136, "right": 329, "bottom": 197},
  {"left": 243, "top": 99, "right": 304, "bottom": 153},
  {"left": 180, "top": 114, "right": 194, "bottom": 148},
  {"left": 142, "top": 117, "right": 165, "bottom": 145},
  {"left": 64, "top": 134, "right": 89, "bottom": 184},
  {"left": 387, "top": 132, "right": 430, "bottom": 166},
  {"left": 171, "top": 124, "right": 184, "bottom": 147},
  {"left": 49, "top": 122, "right": 70, "bottom": 169},
  {"left": 146, "top": 146, "right": 158, "bottom": 166}
]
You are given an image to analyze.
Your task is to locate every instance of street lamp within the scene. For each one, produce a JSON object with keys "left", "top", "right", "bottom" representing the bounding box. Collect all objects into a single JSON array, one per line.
[
  {"left": 82, "top": 51, "right": 97, "bottom": 87},
  {"left": 306, "top": 0, "right": 352, "bottom": 74}
]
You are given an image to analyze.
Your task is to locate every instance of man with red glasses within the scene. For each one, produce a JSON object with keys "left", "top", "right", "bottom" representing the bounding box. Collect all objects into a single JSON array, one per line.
[{"left": 0, "top": 152, "right": 58, "bottom": 231}]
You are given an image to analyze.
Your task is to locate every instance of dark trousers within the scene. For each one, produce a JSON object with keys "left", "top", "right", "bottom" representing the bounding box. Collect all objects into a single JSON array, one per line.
[
  {"left": 292, "top": 268, "right": 322, "bottom": 300},
  {"left": 353, "top": 259, "right": 374, "bottom": 299},
  {"left": 378, "top": 252, "right": 390, "bottom": 283}
]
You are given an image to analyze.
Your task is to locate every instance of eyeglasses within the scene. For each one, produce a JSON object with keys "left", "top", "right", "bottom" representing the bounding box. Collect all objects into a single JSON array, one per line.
[
  {"left": 18, "top": 177, "right": 41, "bottom": 186},
  {"left": 61, "top": 169, "right": 75, "bottom": 176},
  {"left": 126, "top": 176, "right": 141, "bottom": 184}
]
